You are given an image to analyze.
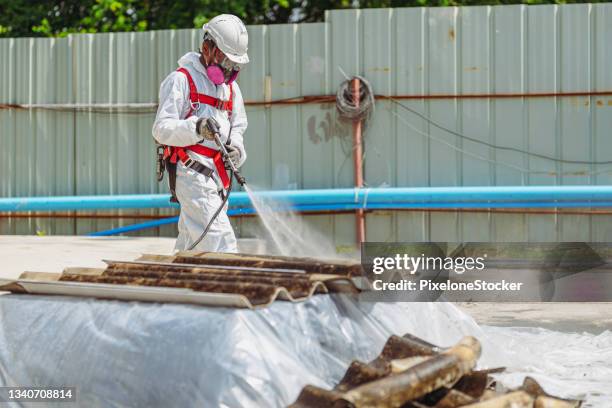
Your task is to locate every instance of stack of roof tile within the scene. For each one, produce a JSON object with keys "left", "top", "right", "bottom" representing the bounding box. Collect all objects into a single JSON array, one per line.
[{"left": 0, "top": 252, "right": 363, "bottom": 308}]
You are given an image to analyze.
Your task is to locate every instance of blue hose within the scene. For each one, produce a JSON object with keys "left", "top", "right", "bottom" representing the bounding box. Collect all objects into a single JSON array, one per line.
[{"left": 87, "top": 217, "right": 180, "bottom": 236}]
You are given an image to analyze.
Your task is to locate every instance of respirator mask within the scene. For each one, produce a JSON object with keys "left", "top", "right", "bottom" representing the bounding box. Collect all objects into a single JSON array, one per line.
[{"left": 203, "top": 35, "right": 241, "bottom": 85}]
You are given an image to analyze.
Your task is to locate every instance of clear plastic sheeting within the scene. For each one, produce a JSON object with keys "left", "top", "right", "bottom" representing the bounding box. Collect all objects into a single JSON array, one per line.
[
  {"left": 481, "top": 326, "right": 612, "bottom": 408},
  {"left": 0, "top": 294, "right": 610, "bottom": 408}
]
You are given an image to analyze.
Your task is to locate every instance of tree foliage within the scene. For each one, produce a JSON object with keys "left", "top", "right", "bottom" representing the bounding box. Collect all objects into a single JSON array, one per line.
[{"left": 0, "top": 0, "right": 603, "bottom": 38}]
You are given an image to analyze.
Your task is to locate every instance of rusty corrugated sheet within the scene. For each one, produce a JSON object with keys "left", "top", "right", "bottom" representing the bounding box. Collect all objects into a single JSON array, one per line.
[{"left": 140, "top": 251, "right": 364, "bottom": 276}]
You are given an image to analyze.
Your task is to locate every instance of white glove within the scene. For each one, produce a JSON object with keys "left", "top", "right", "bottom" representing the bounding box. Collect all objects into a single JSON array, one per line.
[
  {"left": 225, "top": 145, "right": 242, "bottom": 169},
  {"left": 196, "top": 117, "right": 219, "bottom": 141}
]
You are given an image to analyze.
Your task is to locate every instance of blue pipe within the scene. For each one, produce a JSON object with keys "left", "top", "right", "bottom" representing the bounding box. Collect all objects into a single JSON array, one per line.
[
  {"left": 0, "top": 194, "right": 179, "bottom": 212},
  {"left": 362, "top": 186, "right": 612, "bottom": 204},
  {"left": 86, "top": 200, "right": 612, "bottom": 236},
  {"left": 235, "top": 201, "right": 612, "bottom": 211},
  {"left": 231, "top": 186, "right": 612, "bottom": 208},
  {"left": 4, "top": 186, "right": 612, "bottom": 213}
]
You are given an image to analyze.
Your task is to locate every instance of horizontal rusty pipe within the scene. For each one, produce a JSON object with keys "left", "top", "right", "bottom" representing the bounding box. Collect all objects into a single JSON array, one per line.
[
  {"left": 2, "top": 91, "right": 611, "bottom": 111},
  {"left": 249, "top": 90, "right": 612, "bottom": 106},
  {"left": 0, "top": 213, "right": 177, "bottom": 220},
  {"left": 376, "top": 90, "right": 612, "bottom": 101}
]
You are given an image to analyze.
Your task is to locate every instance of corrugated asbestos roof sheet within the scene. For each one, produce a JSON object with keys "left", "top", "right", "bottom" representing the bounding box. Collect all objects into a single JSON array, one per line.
[
  {"left": 0, "top": 252, "right": 362, "bottom": 308},
  {"left": 290, "top": 334, "right": 581, "bottom": 408}
]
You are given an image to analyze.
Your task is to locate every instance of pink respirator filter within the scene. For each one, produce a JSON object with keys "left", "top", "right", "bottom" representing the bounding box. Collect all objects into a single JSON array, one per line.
[{"left": 206, "top": 65, "right": 238, "bottom": 85}]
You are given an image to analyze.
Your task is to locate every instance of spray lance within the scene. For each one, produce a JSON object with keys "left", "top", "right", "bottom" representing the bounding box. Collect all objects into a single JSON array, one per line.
[
  {"left": 187, "top": 117, "right": 246, "bottom": 250},
  {"left": 205, "top": 118, "right": 246, "bottom": 186}
]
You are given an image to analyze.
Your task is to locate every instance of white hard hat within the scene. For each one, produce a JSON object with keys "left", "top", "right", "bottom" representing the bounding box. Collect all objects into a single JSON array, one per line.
[{"left": 202, "top": 14, "right": 249, "bottom": 65}]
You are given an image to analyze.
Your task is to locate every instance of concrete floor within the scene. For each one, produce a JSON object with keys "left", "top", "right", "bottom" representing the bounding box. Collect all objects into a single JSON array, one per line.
[
  {"left": 0, "top": 235, "right": 176, "bottom": 279},
  {"left": 1, "top": 235, "right": 611, "bottom": 334},
  {"left": 458, "top": 302, "right": 612, "bottom": 334}
]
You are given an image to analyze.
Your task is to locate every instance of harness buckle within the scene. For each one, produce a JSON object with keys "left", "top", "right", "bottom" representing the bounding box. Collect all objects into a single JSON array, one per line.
[
  {"left": 216, "top": 100, "right": 226, "bottom": 110},
  {"left": 183, "top": 158, "right": 195, "bottom": 168}
]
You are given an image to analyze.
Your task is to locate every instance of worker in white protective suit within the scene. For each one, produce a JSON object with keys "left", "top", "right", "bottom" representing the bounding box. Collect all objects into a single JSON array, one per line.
[{"left": 152, "top": 14, "right": 249, "bottom": 253}]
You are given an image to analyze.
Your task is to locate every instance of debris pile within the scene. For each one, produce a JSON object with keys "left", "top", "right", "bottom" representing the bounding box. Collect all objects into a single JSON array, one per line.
[{"left": 290, "top": 333, "right": 581, "bottom": 408}]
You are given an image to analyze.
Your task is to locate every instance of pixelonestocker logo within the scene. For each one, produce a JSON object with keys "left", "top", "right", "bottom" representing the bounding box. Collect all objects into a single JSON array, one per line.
[{"left": 368, "top": 253, "right": 525, "bottom": 293}]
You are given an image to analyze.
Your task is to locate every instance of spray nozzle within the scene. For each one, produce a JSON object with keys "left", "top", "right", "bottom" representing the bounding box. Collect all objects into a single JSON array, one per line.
[{"left": 233, "top": 172, "right": 246, "bottom": 186}]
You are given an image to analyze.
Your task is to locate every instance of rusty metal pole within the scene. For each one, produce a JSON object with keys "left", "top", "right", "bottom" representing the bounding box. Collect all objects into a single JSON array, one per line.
[{"left": 352, "top": 77, "right": 366, "bottom": 244}]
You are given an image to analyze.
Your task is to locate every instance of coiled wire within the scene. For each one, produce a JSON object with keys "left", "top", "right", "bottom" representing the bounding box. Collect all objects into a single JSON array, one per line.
[{"left": 335, "top": 75, "right": 375, "bottom": 125}]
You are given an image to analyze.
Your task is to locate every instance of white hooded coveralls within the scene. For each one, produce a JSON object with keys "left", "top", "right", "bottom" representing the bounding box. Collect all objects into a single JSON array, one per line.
[{"left": 152, "top": 52, "right": 247, "bottom": 253}]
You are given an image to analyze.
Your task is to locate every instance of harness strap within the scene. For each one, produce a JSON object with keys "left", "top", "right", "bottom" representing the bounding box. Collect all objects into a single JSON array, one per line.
[
  {"left": 163, "top": 141, "right": 230, "bottom": 190},
  {"left": 164, "top": 67, "right": 234, "bottom": 190},
  {"left": 183, "top": 144, "right": 230, "bottom": 189},
  {"left": 176, "top": 67, "right": 233, "bottom": 117}
]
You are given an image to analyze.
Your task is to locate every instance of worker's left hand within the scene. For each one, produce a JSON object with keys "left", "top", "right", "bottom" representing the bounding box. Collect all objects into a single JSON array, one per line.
[{"left": 224, "top": 145, "right": 241, "bottom": 169}]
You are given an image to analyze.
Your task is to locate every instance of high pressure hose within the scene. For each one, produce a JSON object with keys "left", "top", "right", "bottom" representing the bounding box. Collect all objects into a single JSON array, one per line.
[{"left": 187, "top": 170, "right": 233, "bottom": 251}]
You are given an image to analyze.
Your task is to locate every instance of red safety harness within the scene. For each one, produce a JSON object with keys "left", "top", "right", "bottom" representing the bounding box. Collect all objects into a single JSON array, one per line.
[{"left": 163, "top": 67, "right": 233, "bottom": 189}]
